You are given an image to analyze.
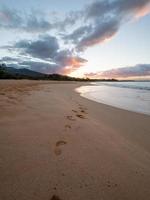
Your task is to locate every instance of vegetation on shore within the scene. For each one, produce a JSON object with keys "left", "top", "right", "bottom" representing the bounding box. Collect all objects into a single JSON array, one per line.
[{"left": 0, "top": 63, "right": 117, "bottom": 82}]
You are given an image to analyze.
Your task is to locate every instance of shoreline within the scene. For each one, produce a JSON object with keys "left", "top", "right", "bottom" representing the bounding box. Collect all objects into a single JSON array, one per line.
[
  {"left": 78, "top": 91, "right": 150, "bottom": 117},
  {"left": 76, "top": 83, "right": 150, "bottom": 116},
  {"left": 0, "top": 80, "right": 150, "bottom": 200}
]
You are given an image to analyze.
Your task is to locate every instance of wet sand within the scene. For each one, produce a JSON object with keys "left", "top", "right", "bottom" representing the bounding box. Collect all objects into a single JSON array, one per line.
[{"left": 0, "top": 80, "right": 150, "bottom": 200}]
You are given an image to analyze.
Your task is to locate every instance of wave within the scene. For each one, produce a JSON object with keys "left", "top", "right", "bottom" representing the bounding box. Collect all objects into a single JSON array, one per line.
[{"left": 94, "top": 81, "right": 150, "bottom": 91}]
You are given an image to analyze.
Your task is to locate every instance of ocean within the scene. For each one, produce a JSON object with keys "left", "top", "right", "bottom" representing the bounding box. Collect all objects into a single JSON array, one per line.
[{"left": 76, "top": 81, "right": 150, "bottom": 116}]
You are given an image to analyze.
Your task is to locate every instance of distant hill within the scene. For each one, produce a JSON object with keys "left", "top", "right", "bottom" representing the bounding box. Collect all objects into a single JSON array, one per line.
[
  {"left": 5, "top": 66, "right": 45, "bottom": 78},
  {"left": 0, "top": 64, "right": 46, "bottom": 79},
  {"left": 0, "top": 64, "right": 85, "bottom": 81}
]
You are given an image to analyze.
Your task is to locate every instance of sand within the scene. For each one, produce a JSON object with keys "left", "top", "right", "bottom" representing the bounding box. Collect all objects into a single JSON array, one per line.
[{"left": 0, "top": 80, "right": 150, "bottom": 200}]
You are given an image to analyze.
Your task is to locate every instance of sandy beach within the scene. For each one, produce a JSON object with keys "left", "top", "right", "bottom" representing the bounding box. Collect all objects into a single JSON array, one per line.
[{"left": 0, "top": 80, "right": 150, "bottom": 200}]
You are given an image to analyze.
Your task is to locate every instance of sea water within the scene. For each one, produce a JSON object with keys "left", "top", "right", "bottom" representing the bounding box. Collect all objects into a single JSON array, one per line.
[{"left": 76, "top": 81, "right": 150, "bottom": 116}]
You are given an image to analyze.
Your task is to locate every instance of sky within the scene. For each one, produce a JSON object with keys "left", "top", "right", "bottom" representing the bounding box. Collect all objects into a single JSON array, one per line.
[{"left": 0, "top": 0, "right": 150, "bottom": 79}]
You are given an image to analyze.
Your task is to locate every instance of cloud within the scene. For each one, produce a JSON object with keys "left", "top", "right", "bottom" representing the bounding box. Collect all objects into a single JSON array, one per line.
[
  {"left": 77, "top": 19, "right": 120, "bottom": 50},
  {"left": 1, "top": 1, "right": 150, "bottom": 75},
  {"left": 1, "top": 35, "right": 87, "bottom": 74},
  {"left": 0, "top": 7, "right": 22, "bottom": 29},
  {"left": 13, "top": 35, "right": 59, "bottom": 60},
  {"left": 24, "top": 15, "right": 51, "bottom": 33},
  {"left": 4, "top": 56, "right": 87, "bottom": 74},
  {"left": 0, "top": 7, "right": 52, "bottom": 32},
  {"left": 63, "top": 0, "right": 150, "bottom": 50},
  {"left": 1, "top": 1, "right": 150, "bottom": 46},
  {"left": 4, "top": 61, "right": 58, "bottom": 74},
  {"left": 85, "top": 0, "right": 150, "bottom": 20},
  {"left": 54, "top": 10, "right": 82, "bottom": 31},
  {"left": 18, "top": 61, "right": 60, "bottom": 74},
  {"left": 85, "top": 0, "right": 150, "bottom": 19},
  {"left": 0, "top": 56, "right": 20, "bottom": 62},
  {"left": 114, "top": 0, "right": 150, "bottom": 17},
  {"left": 85, "top": 0, "right": 111, "bottom": 19},
  {"left": 0, "top": 7, "right": 80, "bottom": 33},
  {"left": 85, "top": 64, "right": 150, "bottom": 78},
  {"left": 53, "top": 50, "right": 87, "bottom": 74},
  {"left": 63, "top": 25, "right": 92, "bottom": 43}
]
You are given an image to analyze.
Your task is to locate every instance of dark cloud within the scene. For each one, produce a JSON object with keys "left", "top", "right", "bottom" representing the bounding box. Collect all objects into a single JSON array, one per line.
[
  {"left": 4, "top": 55, "right": 87, "bottom": 74},
  {"left": 0, "top": 7, "right": 52, "bottom": 32},
  {"left": 0, "top": 6, "right": 80, "bottom": 33},
  {"left": 77, "top": 19, "right": 120, "bottom": 50},
  {"left": 25, "top": 15, "right": 51, "bottom": 33},
  {"left": 14, "top": 35, "right": 59, "bottom": 60},
  {"left": 5, "top": 63, "right": 20, "bottom": 69},
  {"left": 63, "top": 0, "right": 150, "bottom": 50},
  {"left": 85, "top": 0, "right": 111, "bottom": 19},
  {"left": 101, "top": 64, "right": 150, "bottom": 78},
  {"left": 0, "top": 7, "right": 22, "bottom": 29},
  {"left": 85, "top": 64, "right": 150, "bottom": 78},
  {"left": 1, "top": 36, "right": 87, "bottom": 74},
  {"left": 63, "top": 25, "right": 92, "bottom": 43},
  {"left": 53, "top": 50, "right": 87, "bottom": 74},
  {"left": 85, "top": 0, "right": 150, "bottom": 19},
  {"left": 1, "top": 0, "right": 150, "bottom": 44},
  {"left": 0, "top": 56, "right": 20, "bottom": 62},
  {"left": 114, "top": 0, "right": 150, "bottom": 16},
  {"left": 53, "top": 10, "right": 83, "bottom": 32},
  {"left": 18, "top": 61, "right": 59, "bottom": 74},
  {"left": 4, "top": 61, "right": 59, "bottom": 74},
  {"left": 1, "top": 1, "right": 150, "bottom": 75}
]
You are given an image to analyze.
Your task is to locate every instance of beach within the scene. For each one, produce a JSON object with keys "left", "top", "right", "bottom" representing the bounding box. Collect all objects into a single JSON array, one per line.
[{"left": 0, "top": 80, "right": 150, "bottom": 200}]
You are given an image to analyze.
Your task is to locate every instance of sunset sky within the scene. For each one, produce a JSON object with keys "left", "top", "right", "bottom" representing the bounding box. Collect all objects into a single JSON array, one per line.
[{"left": 0, "top": 0, "right": 150, "bottom": 79}]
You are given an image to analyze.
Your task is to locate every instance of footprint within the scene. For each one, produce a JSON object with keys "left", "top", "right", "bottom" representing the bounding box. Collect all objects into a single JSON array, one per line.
[
  {"left": 80, "top": 109, "right": 88, "bottom": 114},
  {"left": 66, "top": 115, "right": 76, "bottom": 121},
  {"left": 72, "top": 109, "right": 78, "bottom": 113},
  {"left": 54, "top": 148, "right": 62, "bottom": 156},
  {"left": 78, "top": 105, "right": 88, "bottom": 114},
  {"left": 54, "top": 140, "right": 67, "bottom": 156},
  {"left": 72, "top": 107, "right": 88, "bottom": 117},
  {"left": 76, "top": 114, "right": 86, "bottom": 119},
  {"left": 8, "top": 96, "right": 17, "bottom": 100},
  {"left": 65, "top": 124, "right": 71, "bottom": 129},
  {"left": 106, "top": 181, "right": 118, "bottom": 188},
  {"left": 0, "top": 92, "right": 5, "bottom": 95},
  {"left": 56, "top": 140, "right": 67, "bottom": 147},
  {"left": 50, "top": 195, "right": 62, "bottom": 200}
]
